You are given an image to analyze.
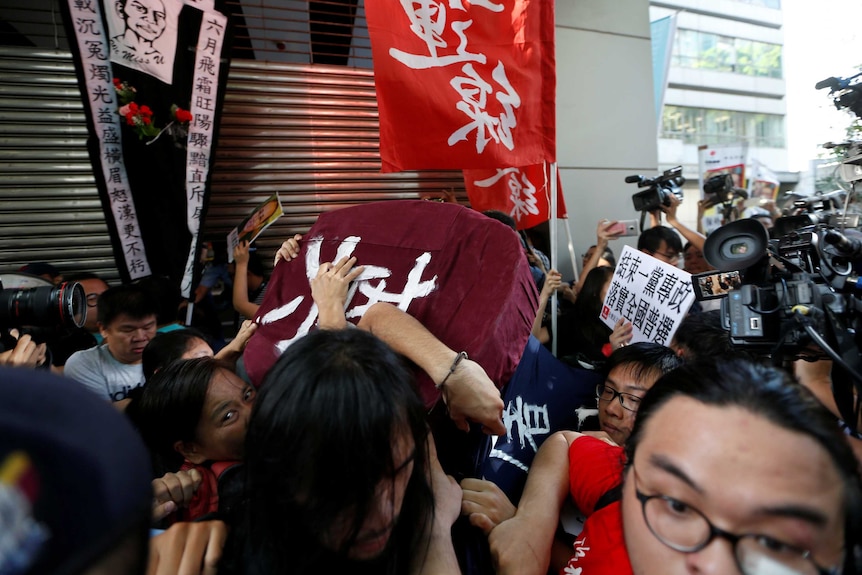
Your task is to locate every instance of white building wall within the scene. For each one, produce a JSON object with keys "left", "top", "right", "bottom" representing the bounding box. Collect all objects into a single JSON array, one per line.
[
  {"left": 650, "top": 0, "right": 789, "bottom": 231},
  {"left": 554, "top": 0, "right": 658, "bottom": 279}
]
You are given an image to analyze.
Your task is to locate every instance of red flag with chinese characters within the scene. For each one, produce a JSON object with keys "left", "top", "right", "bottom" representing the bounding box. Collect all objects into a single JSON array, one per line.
[
  {"left": 366, "top": 0, "right": 556, "bottom": 172},
  {"left": 464, "top": 163, "right": 566, "bottom": 229}
]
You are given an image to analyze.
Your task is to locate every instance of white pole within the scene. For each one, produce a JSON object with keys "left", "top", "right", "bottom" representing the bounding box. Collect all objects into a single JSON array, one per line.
[
  {"left": 564, "top": 217, "right": 579, "bottom": 284},
  {"left": 550, "top": 162, "right": 558, "bottom": 357}
]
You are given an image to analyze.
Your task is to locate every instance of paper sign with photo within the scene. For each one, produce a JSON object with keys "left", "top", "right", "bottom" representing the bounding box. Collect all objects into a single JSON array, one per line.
[
  {"left": 227, "top": 193, "right": 284, "bottom": 262},
  {"left": 599, "top": 245, "right": 695, "bottom": 346},
  {"left": 106, "top": 0, "right": 181, "bottom": 84}
]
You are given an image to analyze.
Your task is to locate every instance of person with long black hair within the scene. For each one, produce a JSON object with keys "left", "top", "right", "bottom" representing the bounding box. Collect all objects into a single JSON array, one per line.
[{"left": 219, "top": 328, "right": 462, "bottom": 575}]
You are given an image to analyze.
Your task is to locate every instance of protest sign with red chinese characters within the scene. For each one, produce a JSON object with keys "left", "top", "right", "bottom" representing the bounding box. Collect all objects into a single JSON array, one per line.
[
  {"left": 464, "top": 163, "right": 567, "bottom": 229},
  {"left": 243, "top": 200, "right": 538, "bottom": 408},
  {"left": 600, "top": 246, "right": 695, "bottom": 346},
  {"left": 366, "top": 0, "right": 556, "bottom": 172}
]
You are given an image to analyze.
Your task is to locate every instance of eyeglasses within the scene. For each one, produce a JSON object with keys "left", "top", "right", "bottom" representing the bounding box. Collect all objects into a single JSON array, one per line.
[
  {"left": 653, "top": 251, "right": 681, "bottom": 263},
  {"left": 86, "top": 293, "right": 100, "bottom": 308},
  {"left": 632, "top": 466, "right": 839, "bottom": 575},
  {"left": 596, "top": 383, "right": 642, "bottom": 413}
]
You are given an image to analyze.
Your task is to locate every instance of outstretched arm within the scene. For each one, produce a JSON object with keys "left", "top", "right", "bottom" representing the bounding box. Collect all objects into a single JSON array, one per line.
[
  {"left": 532, "top": 270, "right": 561, "bottom": 344},
  {"left": 231, "top": 241, "right": 259, "bottom": 319},
  {"left": 575, "top": 220, "right": 622, "bottom": 295},
  {"left": 486, "top": 431, "right": 580, "bottom": 575},
  {"left": 662, "top": 194, "right": 706, "bottom": 253},
  {"left": 358, "top": 302, "right": 505, "bottom": 435}
]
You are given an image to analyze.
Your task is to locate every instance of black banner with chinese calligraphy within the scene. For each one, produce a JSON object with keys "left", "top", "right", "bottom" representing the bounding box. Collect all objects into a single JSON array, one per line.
[{"left": 60, "top": 0, "right": 232, "bottom": 297}]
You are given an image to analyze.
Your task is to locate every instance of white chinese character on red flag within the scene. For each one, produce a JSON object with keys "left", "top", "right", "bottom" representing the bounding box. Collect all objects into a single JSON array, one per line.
[
  {"left": 366, "top": 0, "right": 556, "bottom": 172},
  {"left": 449, "top": 61, "right": 520, "bottom": 153},
  {"left": 464, "top": 163, "right": 567, "bottom": 230}
]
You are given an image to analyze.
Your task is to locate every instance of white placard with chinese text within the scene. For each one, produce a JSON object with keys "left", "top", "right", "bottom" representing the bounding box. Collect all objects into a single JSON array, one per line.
[{"left": 599, "top": 245, "right": 695, "bottom": 346}]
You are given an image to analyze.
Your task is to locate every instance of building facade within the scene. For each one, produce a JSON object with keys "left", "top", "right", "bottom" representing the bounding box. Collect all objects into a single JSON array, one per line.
[{"left": 650, "top": 0, "right": 793, "bottom": 190}]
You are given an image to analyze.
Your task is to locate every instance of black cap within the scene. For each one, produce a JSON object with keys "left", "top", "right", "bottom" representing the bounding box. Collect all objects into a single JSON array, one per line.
[{"left": 0, "top": 367, "right": 152, "bottom": 575}]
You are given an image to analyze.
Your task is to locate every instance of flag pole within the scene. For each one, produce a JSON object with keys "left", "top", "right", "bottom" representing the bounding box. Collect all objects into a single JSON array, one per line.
[
  {"left": 550, "top": 161, "right": 558, "bottom": 357},
  {"left": 563, "top": 217, "right": 579, "bottom": 284}
]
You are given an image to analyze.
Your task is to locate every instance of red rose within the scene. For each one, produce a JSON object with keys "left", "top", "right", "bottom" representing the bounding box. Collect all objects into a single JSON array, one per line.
[{"left": 176, "top": 108, "right": 192, "bottom": 123}]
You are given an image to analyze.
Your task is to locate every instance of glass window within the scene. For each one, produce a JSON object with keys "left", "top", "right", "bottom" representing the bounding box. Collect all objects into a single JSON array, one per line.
[
  {"left": 661, "top": 106, "right": 785, "bottom": 148},
  {"left": 672, "top": 29, "right": 782, "bottom": 79},
  {"left": 733, "top": 0, "right": 780, "bottom": 8}
]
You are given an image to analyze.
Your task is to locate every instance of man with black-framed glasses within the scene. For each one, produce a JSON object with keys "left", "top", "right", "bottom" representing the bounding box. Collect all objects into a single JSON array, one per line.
[
  {"left": 485, "top": 359, "right": 860, "bottom": 575},
  {"left": 595, "top": 343, "right": 681, "bottom": 446}
]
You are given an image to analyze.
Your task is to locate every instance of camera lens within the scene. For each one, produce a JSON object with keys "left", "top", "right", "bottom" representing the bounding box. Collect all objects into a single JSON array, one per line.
[{"left": 0, "top": 281, "right": 86, "bottom": 329}]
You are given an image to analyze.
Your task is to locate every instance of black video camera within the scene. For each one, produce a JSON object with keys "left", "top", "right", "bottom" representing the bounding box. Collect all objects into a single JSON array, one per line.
[
  {"left": 699, "top": 218, "right": 862, "bottom": 359},
  {"left": 816, "top": 71, "right": 862, "bottom": 120},
  {"left": 701, "top": 173, "right": 748, "bottom": 210},
  {"left": 626, "top": 166, "right": 685, "bottom": 212}
]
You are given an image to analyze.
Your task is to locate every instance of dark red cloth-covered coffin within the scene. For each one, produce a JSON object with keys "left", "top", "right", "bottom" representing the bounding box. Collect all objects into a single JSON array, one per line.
[{"left": 242, "top": 200, "right": 538, "bottom": 407}]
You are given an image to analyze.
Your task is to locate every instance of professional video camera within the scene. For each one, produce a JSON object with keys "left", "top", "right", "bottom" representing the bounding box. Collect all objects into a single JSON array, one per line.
[
  {"left": 698, "top": 213, "right": 862, "bottom": 432},
  {"left": 816, "top": 71, "right": 862, "bottom": 120},
  {"left": 701, "top": 173, "right": 749, "bottom": 211},
  {"left": 625, "top": 166, "right": 685, "bottom": 213},
  {"left": 698, "top": 217, "right": 861, "bottom": 355},
  {"left": 0, "top": 279, "right": 86, "bottom": 356}
]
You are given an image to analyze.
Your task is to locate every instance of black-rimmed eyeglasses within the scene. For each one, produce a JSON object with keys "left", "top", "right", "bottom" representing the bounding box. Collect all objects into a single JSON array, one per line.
[
  {"left": 596, "top": 383, "right": 642, "bottom": 413},
  {"left": 632, "top": 466, "right": 839, "bottom": 575}
]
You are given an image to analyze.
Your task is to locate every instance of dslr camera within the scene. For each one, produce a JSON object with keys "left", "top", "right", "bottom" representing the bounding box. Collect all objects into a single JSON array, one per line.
[
  {"left": 0, "top": 279, "right": 86, "bottom": 356},
  {"left": 626, "top": 166, "right": 685, "bottom": 212}
]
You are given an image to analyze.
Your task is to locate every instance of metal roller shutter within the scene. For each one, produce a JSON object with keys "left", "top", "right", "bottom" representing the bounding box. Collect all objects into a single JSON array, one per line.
[
  {"left": 206, "top": 59, "right": 468, "bottom": 261},
  {"left": 0, "top": 47, "right": 120, "bottom": 283},
  {"left": 0, "top": 45, "right": 468, "bottom": 282}
]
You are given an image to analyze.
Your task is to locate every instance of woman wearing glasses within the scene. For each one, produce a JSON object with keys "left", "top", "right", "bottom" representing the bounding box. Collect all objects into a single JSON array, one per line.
[{"left": 488, "top": 359, "right": 861, "bottom": 575}]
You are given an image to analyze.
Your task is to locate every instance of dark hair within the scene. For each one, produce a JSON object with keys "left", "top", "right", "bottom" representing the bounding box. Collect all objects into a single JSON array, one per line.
[
  {"left": 670, "top": 310, "right": 735, "bottom": 362},
  {"left": 246, "top": 249, "right": 266, "bottom": 278},
  {"left": 625, "top": 359, "right": 862, "bottom": 573},
  {"left": 584, "top": 245, "right": 617, "bottom": 268},
  {"left": 604, "top": 342, "right": 681, "bottom": 384},
  {"left": 638, "top": 225, "right": 682, "bottom": 255},
  {"left": 97, "top": 284, "right": 158, "bottom": 327},
  {"left": 482, "top": 210, "right": 517, "bottom": 230},
  {"left": 135, "top": 357, "right": 232, "bottom": 471},
  {"left": 134, "top": 275, "right": 181, "bottom": 325},
  {"left": 142, "top": 328, "right": 211, "bottom": 380},
  {"left": 566, "top": 266, "right": 615, "bottom": 361},
  {"left": 64, "top": 271, "right": 108, "bottom": 284},
  {"left": 234, "top": 329, "right": 433, "bottom": 575}
]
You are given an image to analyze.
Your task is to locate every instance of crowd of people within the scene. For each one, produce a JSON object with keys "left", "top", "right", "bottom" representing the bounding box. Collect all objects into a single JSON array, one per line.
[{"left": 1, "top": 199, "right": 860, "bottom": 575}]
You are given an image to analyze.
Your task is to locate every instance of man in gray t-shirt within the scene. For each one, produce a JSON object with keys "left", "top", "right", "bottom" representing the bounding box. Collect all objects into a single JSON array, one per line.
[{"left": 65, "top": 284, "right": 157, "bottom": 407}]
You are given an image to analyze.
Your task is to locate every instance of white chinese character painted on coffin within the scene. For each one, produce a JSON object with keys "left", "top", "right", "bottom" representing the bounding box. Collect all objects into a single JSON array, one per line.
[
  {"left": 389, "top": 0, "right": 486, "bottom": 69},
  {"left": 448, "top": 61, "right": 521, "bottom": 153},
  {"left": 260, "top": 236, "right": 438, "bottom": 353},
  {"left": 473, "top": 168, "right": 540, "bottom": 223},
  {"left": 502, "top": 396, "right": 550, "bottom": 452}
]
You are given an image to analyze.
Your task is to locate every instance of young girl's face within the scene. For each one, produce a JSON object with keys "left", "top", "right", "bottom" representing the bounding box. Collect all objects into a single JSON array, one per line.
[{"left": 186, "top": 369, "right": 255, "bottom": 463}]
